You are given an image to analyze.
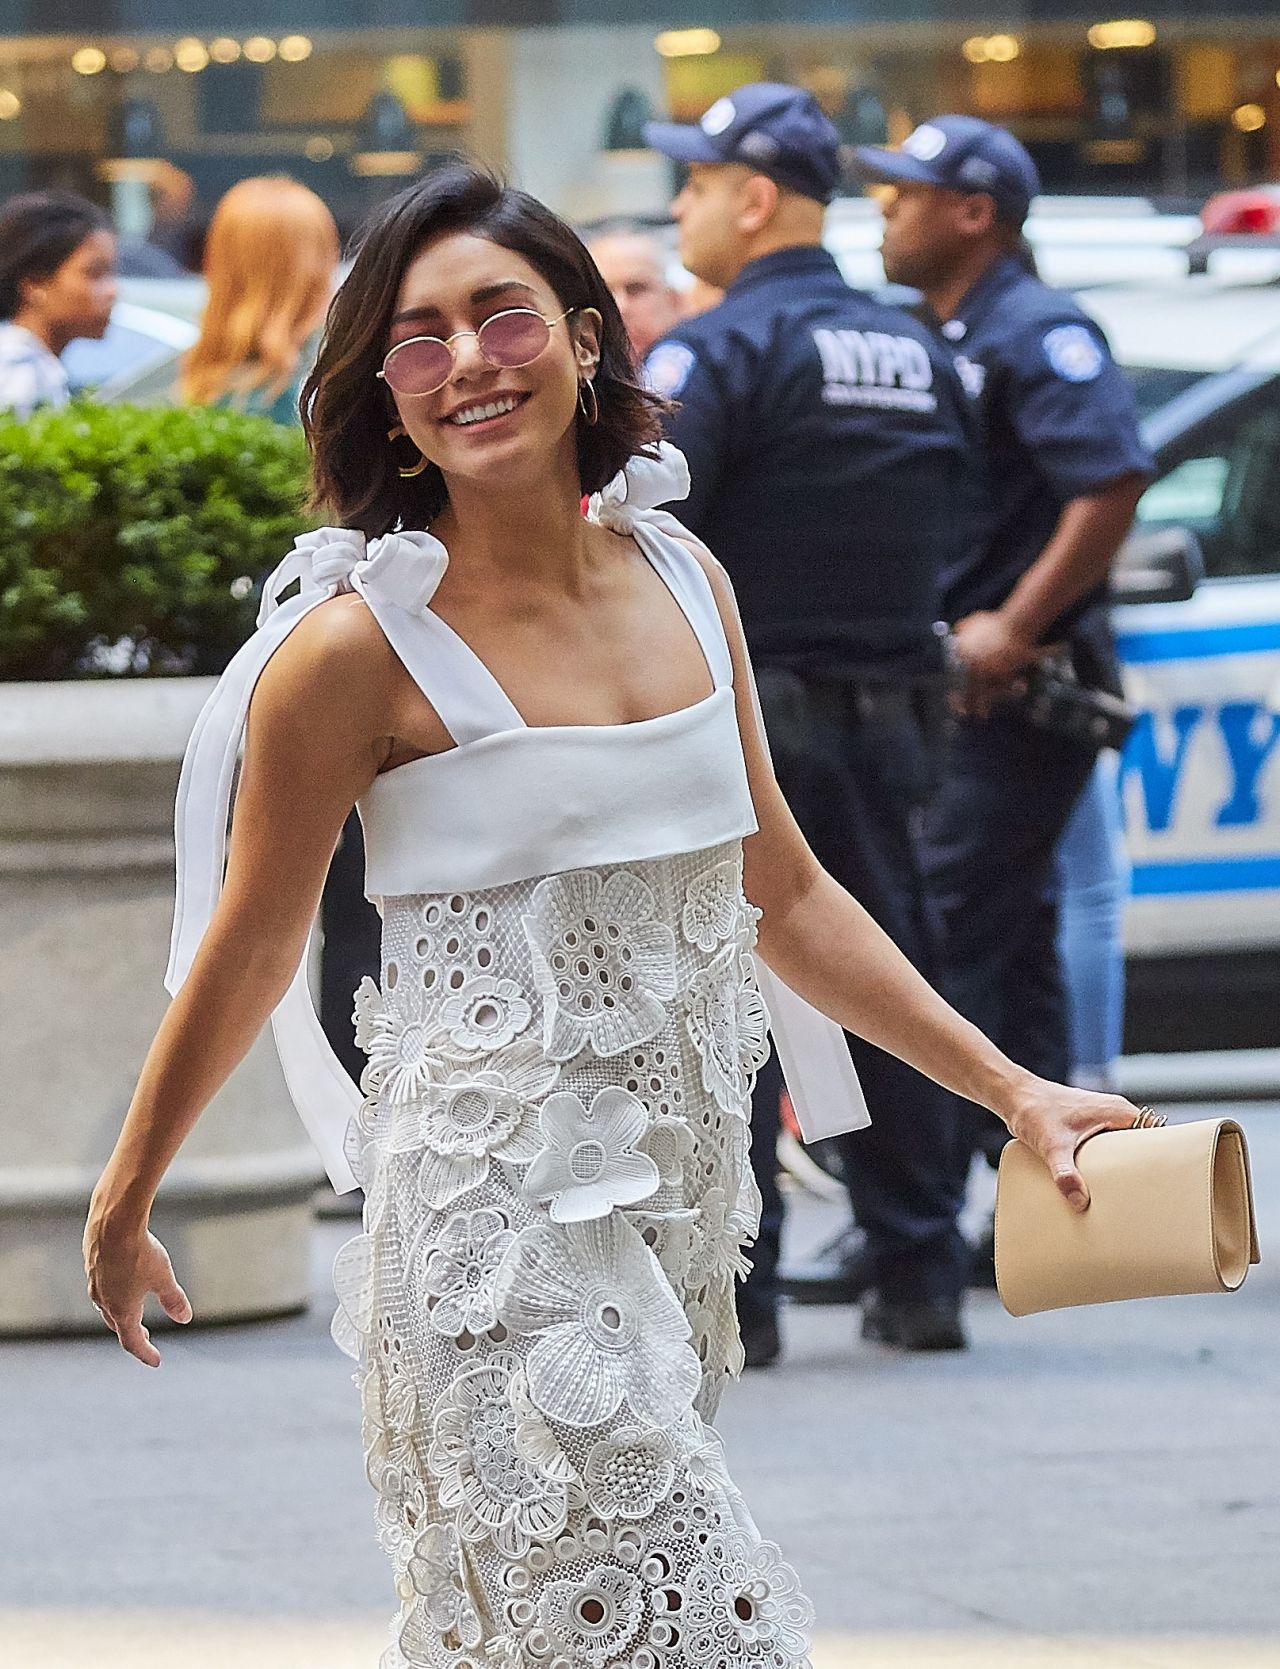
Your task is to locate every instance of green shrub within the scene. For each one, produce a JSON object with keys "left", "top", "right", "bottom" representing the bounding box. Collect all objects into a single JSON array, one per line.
[{"left": 0, "top": 402, "right": 313, "bottom": 679}]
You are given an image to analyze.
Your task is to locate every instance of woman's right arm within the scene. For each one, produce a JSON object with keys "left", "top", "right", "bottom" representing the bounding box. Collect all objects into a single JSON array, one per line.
[{"left": 84, "top": 595, "right": 398, "bottom": 1366}]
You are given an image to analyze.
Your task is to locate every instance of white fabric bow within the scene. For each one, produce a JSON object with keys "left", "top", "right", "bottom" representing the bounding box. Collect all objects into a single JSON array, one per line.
[
  {"left": 587, "top": 440, "right": 691, "bottom": 533},
  {"left": 256, "top": 525, "right": 449, "bottom": 628},
  {"left": 167, "top": 522, "right": 450, "bottom": 1193}
]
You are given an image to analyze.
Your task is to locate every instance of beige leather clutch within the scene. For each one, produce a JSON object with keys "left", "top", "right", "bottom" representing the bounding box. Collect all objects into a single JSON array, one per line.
[{"left": 995, "top": 1118, "right": 1261, "bottom": 1317}]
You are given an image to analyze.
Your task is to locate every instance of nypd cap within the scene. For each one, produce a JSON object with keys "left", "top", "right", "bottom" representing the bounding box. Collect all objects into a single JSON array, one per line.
[
  {"left": 644, "top": 82, "right": 843, "bottom": 205},
  {"left": 853, "top": 115, "right": 1040, "bottom": 229}
]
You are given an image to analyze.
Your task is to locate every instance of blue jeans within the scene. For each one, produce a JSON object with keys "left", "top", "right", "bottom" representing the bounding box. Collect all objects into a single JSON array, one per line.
[
  {"left": 921, "top": 711, "right": 1097, "bottom": 1167},
  {"left": 1055, "top": 752, "right": 1130, "bottom": 1085}
]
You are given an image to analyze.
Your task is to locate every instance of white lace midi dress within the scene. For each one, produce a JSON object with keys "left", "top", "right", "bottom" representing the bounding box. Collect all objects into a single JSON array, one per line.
[{"left": 167, "top": 448, "right": 868, "bottom": 1669}]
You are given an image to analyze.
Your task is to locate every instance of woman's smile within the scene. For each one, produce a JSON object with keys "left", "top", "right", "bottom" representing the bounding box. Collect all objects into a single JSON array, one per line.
[{"left": 439, "top": 389, "right": 532, "bottom": 431}]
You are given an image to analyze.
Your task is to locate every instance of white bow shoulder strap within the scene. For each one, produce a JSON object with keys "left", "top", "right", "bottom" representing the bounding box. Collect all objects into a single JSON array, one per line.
[
  {"left": 593, "top": 445, "right": 871, "bottom": 1144},
  {"left": 166, "top": 525, "right": 449, "bottom": 1194}
]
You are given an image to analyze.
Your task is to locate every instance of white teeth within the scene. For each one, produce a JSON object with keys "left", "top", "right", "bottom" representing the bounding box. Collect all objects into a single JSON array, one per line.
[{"left": 447, "top": 395, "right": 520, "bottom": 426}]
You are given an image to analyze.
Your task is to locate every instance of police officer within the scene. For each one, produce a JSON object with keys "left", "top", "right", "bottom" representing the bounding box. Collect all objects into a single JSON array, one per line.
[
  {"left": 643, "top": 84, "right": 979, "bottom": 1359},
  {"left": 852, "top": 118, "right": 1153, "bottom": 1213}
]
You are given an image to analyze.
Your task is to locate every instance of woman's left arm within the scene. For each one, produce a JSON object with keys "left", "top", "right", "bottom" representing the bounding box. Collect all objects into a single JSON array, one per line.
[{"left": 691, "top": 547, "right": 1139, "bottom": 1211}]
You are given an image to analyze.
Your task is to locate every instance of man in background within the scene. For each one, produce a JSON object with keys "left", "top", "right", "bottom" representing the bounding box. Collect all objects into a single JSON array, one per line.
[
  {"left": 588, "top": 225, "right": 685, "bottom": 360},
  {"left": 854, "top": 118, "right": 1152, "bottom": 1252},
  {"left": 644, "top": 83, "right": 979, "bottom": 1361}
]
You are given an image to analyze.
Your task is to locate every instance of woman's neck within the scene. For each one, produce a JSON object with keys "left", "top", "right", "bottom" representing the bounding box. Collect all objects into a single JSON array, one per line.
[{"left": 432, "top": 454, "right": 599, "bottom": 598}]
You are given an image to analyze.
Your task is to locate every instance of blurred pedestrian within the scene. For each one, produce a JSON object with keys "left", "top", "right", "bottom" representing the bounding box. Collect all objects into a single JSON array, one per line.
[
  {"left": 587, "top": 224, "right": 684, "bottom": 359},
  {"left": 854, "top": 117, "right": 1153, "bottom": 1223},
  {"left": 644, "top": 84, "right": 980, "bottom": 1358},
  {"left": 148, "top": 162, "right": 202, "bottom": 272},
  {"left": 115, "top": 164, "right": 197, "bottom": 279},
  {"left": 0, "top": 191, "right": 115, "bottom": 417},
  {"left": 181, "top": 176, "right": 339, "bottom": 423}
]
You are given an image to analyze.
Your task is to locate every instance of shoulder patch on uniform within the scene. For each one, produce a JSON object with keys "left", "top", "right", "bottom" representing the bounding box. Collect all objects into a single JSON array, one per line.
[
  {"left": 1042, "top": 323, "right": 1104, "bottom": 383},
  {"left": 644, "top": 341, "right": 698, "bottom": 398}
]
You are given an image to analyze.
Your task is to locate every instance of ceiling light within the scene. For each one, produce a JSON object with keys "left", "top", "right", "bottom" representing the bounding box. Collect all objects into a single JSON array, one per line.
[
  {"left": 72, "top": 46, "right": 108, "bottom": 76},
  {"left": 109, "top": 47, "right": 140, "bottom": 72},
  {"left": 143, "top": 46, "right": 174, "bottom": 73},
  {"left": 305, "top": 135, "right": 335, "bottom": 162},
  {"left": 174, "top": 38, "right": 209, "bottom": 73},
  {"left": 1232, "top": 103, "right": 1266, "bottom": 134},
  {"left": 243, "top": 36, "right": 277, "bottom": 64},
  {"left": 0, "top": 89, "right": 21, "bottom": 120},
  {"left": 1087, "top": 19, "right": 1157, "bottom": 50},
  {"left": 278, "top": 36, "right": 313, "bottom": 63},
  {"left": 654, "top": 29, "right": 721, "bottom": 58},
  {"left": 963, "top": 34, "right": 1021, "bottom": 64},
  {"left": 209, "top": 38, "right": 241, "bottom": 64}
]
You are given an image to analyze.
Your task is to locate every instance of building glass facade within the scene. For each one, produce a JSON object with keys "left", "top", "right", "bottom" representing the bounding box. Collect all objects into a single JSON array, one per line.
[{"left": 0, "top": 5, "right": 1276, "bottom": 228}]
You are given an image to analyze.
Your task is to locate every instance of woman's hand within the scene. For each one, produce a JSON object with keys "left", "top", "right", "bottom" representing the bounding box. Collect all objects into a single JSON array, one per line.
[
  {"left": 1001, "top": 1078, "right": 1141, "bottom": 1211},
  {"left": 83, "top": 1204, "right": 192, "bottom": 1368}
]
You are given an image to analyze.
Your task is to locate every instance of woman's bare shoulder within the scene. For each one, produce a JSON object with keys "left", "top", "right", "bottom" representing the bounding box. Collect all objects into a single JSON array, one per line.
[{"left": 251, "top": 593, "right": 399, "bottom": 719}]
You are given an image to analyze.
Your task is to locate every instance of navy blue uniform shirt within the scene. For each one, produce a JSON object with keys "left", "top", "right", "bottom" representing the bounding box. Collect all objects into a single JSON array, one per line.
[
  {"left": 929, "top": 254, "right": 1154, "bottom": 683},
  {"left": 644, "top": 245, "right": 977, "bottom": 667}
]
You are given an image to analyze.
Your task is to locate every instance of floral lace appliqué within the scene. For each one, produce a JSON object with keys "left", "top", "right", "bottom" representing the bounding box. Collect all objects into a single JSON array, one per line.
[
  {"left": 535, "top": 1565, "right": 648, "bottom": 1668},
  {"left": 493, "top": 1213, "right": 700, "bottom": 1429},
  {"left": 428, "top": 1354, "right": 573, "bottom": 1557},
  {"left": 523, "top": 869, "right": 678, "bottom": 1061},
  {"left": 421, "top": 1206, "right": 517, "bottom": 1339},
  {"left": 685, "top": 944, "right": 770, "bottom": 1115},
  {"left": 438, "top": 975, "right": 533, "bottom": 1053},
  {"left": 406, "top": 1522, "right": 483, "bottom": 1648},
  {"left": 523, "top": 1086, "right": 660, "bottom": 1223},
  {"left": 680, "top": 858, "right": 747, "bottom": 952},
  {"left": 680, "top": 1529, "right": 814, "bottom": 1669},
  {"left": 409, "top": 1040, "right": 557, "bottom": 1209},
  {"left": 583, "top": 1426, "right": 677, "bottom": 1521},
  {"left": 358, "top": 988, "right": 445, "bottom": 1106}
]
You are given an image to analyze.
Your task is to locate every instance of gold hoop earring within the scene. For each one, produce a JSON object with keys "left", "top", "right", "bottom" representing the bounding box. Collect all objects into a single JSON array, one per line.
[
  {"left": 577, "top": 378, "right": 599, "bottom": 427},
  {"left": 387, "top": 422, "right": 430, "bottom": 479}
]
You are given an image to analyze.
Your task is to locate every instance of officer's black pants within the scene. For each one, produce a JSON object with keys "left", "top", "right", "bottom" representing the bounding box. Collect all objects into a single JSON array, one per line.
[
  {"left": 920, "top": 712, "right": 1097, "bottom": 1169},
  {"left": 737, "top": 686, "right": 969, "bottom": 1331},
  {"left": 320, "top": 811, "right": 383, "bottom": 1086}
]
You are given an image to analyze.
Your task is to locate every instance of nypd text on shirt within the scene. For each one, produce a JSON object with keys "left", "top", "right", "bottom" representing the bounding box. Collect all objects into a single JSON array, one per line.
[{"left": 812, "top": 328, "right": 938, "bottom": 414}]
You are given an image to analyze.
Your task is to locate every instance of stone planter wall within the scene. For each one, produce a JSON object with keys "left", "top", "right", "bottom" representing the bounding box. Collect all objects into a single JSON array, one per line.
[{"left": 0, "top": 678, "right": 323, "bottom": 1335}]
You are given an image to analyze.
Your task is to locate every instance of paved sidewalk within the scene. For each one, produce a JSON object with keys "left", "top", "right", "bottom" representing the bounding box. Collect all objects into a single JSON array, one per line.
[{"left": 4, "top": 1105, "right": 1278, "bottom": 1668}]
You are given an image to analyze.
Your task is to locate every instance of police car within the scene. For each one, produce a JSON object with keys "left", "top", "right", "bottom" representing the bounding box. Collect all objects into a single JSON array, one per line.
[
  {"left": 1080, "top": 274, "right": 1280, "bottom": 1051},
  {"left": 819, "top": 199, "right": 1279, "bottom": 1049}
]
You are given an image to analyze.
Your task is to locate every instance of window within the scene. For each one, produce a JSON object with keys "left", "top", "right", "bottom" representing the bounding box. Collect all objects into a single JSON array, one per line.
[{"left": 1137, "top": 379, "right": 1280, "bottom": 578}]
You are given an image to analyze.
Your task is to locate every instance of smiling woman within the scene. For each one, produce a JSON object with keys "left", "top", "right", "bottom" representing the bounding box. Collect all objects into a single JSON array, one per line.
[
  {"left": 83, "top": 161, "right": 1144, "bottom": 1669},
  {"left": 304, "top": 166, "right": 666, "bottom": 535}
]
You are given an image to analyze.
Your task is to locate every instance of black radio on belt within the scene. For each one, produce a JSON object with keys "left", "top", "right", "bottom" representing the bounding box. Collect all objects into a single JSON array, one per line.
[{"left": 1016, "top": 651, "right": 1135, "bottom": 752}]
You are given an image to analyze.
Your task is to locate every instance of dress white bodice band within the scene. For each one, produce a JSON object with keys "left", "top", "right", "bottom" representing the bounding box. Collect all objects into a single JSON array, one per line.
[{"left": 166, "top": 443, "right": 868, "bottom": 1191}]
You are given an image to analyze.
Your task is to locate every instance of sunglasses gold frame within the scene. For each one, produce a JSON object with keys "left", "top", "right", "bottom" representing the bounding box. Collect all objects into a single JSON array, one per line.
[{"left": 377, "top": 306, "right": 594, "bottom": 394}]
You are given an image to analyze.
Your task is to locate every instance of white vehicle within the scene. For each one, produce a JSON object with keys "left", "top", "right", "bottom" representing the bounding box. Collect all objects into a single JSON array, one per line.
[
  {"left": 1081, "top": 274, "right": 1280, "bottom": 1051},
  {"left": 825, "top": 198, "right": 1280, "bottom": 1049}
]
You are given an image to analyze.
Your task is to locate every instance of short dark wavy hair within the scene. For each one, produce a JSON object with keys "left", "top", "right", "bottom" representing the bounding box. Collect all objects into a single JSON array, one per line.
[
  {"left": 303, "top": 165, "right": 668, "bottom": 535},
  {"left": 0, "top": 191, "right": 111, "bottom": 321}
]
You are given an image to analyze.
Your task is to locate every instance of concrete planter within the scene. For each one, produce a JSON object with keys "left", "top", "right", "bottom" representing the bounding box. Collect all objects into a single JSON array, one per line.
[{"left": 0, "top": 677, "right": 322, "bottom": 1335}]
